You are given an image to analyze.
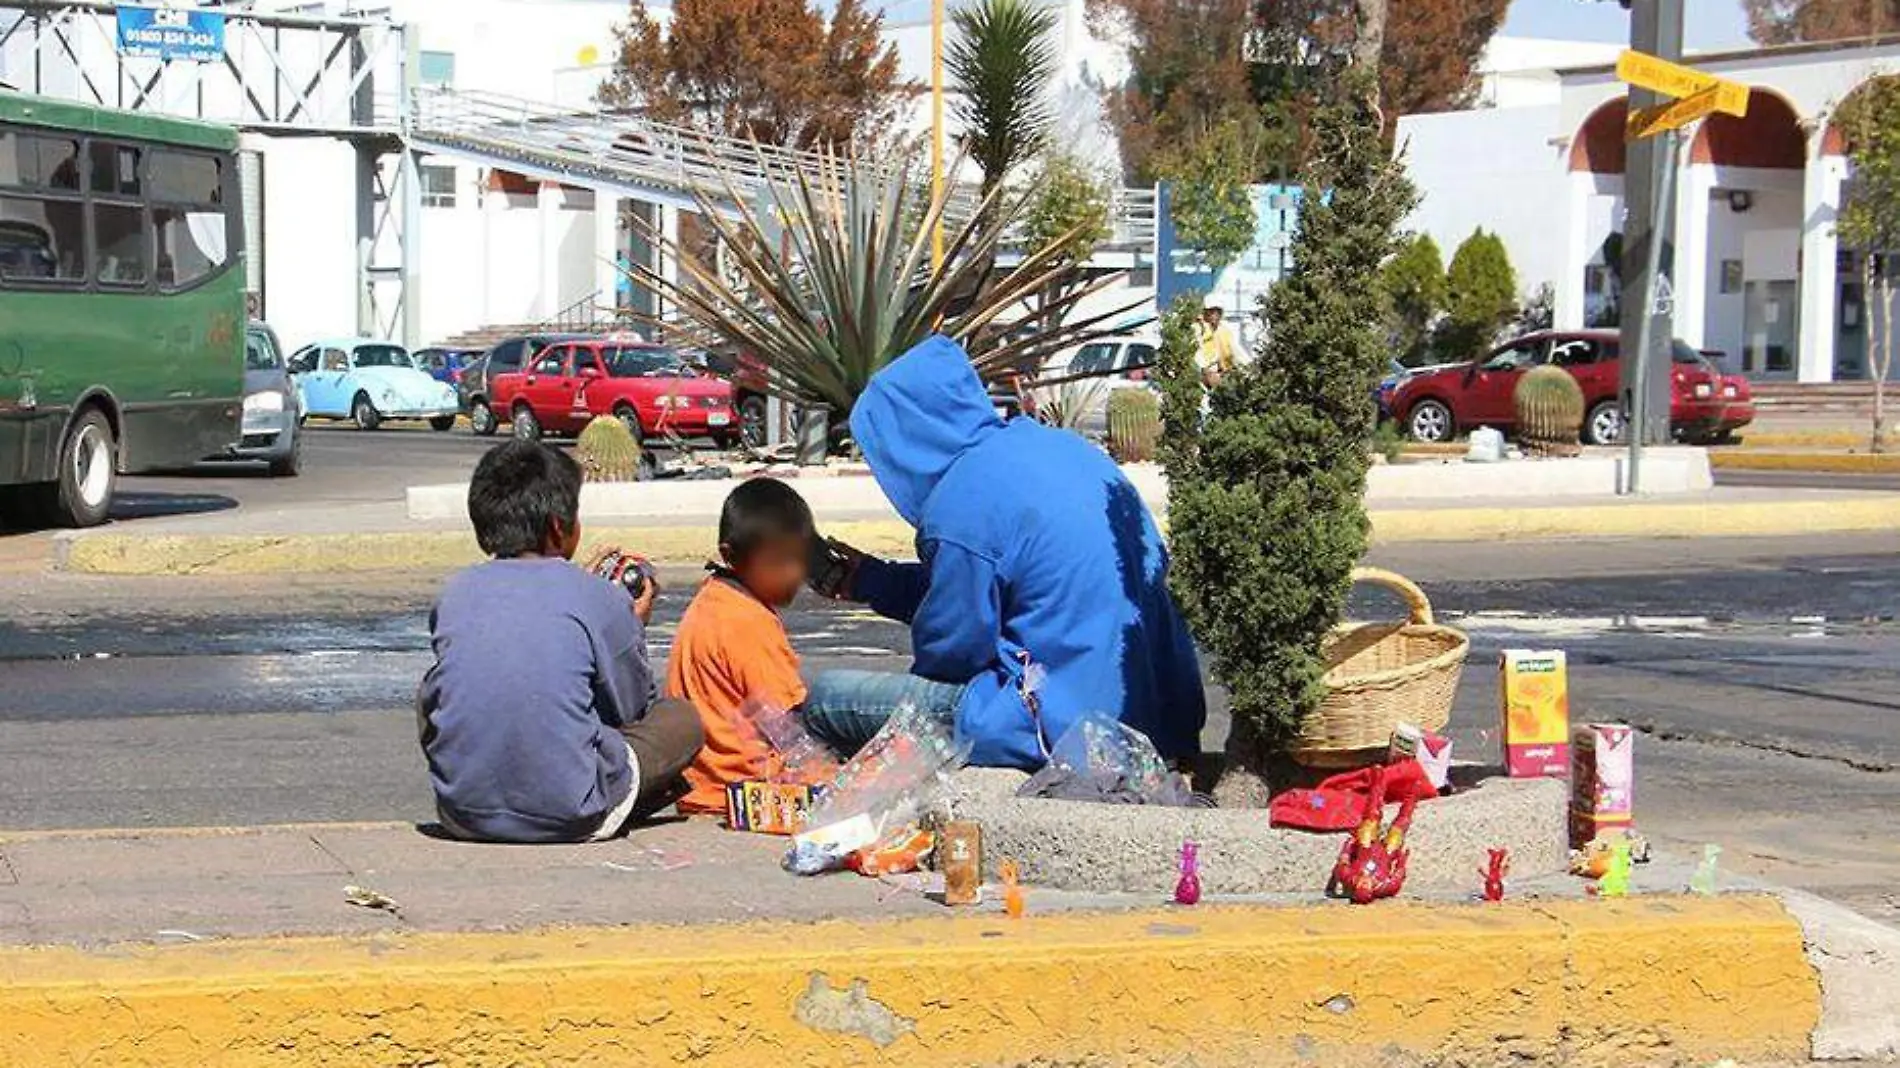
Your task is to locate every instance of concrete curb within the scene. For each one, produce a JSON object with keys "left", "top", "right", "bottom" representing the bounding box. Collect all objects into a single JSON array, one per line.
[
  {"left": 1780, "top": 889, "right": 1900, "bottom": 1060},
  {"left": 0, "top": 896, "right": 1820, "bottom": 1067},
  {"left": 1710, "top": 451, "right": 1900, "bottom": 474},
  {"left": 55, "top": 494, "right": 1900, "bottom": 574}
]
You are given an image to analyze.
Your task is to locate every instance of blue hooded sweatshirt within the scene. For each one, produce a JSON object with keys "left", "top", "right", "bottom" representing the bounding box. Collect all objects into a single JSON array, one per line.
[{"left": 848, "top": 335, "right": 1206, "bottom": 769}]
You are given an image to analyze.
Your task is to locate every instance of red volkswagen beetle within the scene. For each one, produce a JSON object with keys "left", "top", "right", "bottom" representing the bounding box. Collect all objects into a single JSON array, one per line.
[{"left": 491, "top": 338, "right": 737, "bottom": 444}]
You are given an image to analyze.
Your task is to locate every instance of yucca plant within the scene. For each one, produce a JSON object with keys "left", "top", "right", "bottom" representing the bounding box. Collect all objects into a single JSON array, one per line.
[
  {"left": 1030, "top": 376, "right": 1110, "bottom": 432},
  {"left": 1513, "top": 365, "right": 1584, "bottom": 456},
  {"left": 620, "top": 148, "right": 1143, "bottom": 415},
  {"left": 949, "top": 0, "right": 1058, "bottom": 198}
]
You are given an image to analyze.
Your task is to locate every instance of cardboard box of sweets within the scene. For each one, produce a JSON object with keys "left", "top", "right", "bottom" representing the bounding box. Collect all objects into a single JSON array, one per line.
[
  {"left": 1570, "top": 722, "right": 1634, "bottom": 848},
  {"left": 726, "top": 781, "right": 826, "bottom": 836},
  {"left": 1499, "top": 649, "right": 1569, "bottom": 778}
]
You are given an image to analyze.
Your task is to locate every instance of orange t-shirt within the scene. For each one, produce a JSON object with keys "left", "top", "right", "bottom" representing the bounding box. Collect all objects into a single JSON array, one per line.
[{"left": 665, "top": 575, "right": 809, "bottom": 814}]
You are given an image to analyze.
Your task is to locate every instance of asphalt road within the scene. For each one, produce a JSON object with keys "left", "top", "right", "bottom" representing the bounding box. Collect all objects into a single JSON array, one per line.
[{"left": 1, "top": 533, "right": 1897, "bottom": 920}]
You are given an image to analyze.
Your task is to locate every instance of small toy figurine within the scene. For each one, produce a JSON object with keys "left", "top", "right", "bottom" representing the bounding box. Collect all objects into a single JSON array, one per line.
[
  {"left": 1000, "top": 858, "right": 1026, "bottom": 919},
  {"left": 1689, "top": 843, "right": 1722, "bottom": 896},
  {"left": 1594, "top": 840, "right": 1632, "bottom": 898},
  {"left": 1174, "top": 841, "right": 1202, "bottom": 906},
  {"left": 1328, "top": 766, "right": 1418, "bottom": 905},
  {"left": 1480, "top": 848, "right": 1510, "bottom": 903}
]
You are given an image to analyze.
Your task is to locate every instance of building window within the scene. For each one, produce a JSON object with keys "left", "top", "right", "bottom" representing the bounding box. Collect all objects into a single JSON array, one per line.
[
  {"left": 419, "top": 50, "right": 455, "bottom": 86},
  {"left": 420, "top": 165, "right": 457, "bottom": 208}
]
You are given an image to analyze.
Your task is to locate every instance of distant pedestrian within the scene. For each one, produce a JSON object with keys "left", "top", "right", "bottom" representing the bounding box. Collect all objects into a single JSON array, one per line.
[
  {"left": 417, "top": 440, "right": 703, "bottom": 843},
  {"left": 1195, "top": 305, "right": 1240, "bottom": 388}
]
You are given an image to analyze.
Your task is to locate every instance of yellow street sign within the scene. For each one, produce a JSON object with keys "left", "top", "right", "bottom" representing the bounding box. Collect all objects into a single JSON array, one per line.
[
  {"left": 1626, "top": 85, "right": 1724, "bottom": 140},
  {"left": 1616, "top": 49, "right": 1750, "bottom": 117}
]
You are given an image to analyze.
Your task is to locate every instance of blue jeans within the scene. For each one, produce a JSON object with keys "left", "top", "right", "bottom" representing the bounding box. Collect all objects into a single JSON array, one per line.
[{"left": 799, "top": 669, "right": 967, "bottom": 757}]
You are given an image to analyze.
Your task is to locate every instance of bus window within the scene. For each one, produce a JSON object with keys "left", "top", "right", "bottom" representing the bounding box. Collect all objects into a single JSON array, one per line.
[
  {"left": 150, "top": 151, "right": 228, "bottom": 291},
  {"left": 0, "top": 130, "right": 82, "bottom": 190},
  {"left": 88, "top": 142, "right": 141, "bottom": 197},
  {"left": 92, "top": 202, "right": 149, "bottom": 287},
  {"left": 0, "top": 198, "right": 84, "bottom": 282}
]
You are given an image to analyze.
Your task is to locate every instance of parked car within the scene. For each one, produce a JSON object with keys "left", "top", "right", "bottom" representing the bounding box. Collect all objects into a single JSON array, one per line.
[
  {"left": 458, "top": 333, "right": 590, "bottom": 436},
  {"left": 288, "top": 337, "right": 461, "bottom": 431},
  {"left": 1388, "top": 330, "right": 1754, "bottom": 446},
  {"left": 491, "top": 337, "right": 737, "bottom": 444},
  {"left": 1375, "top": 358, "right": 1463, "bottom": 420},
  {"left": 413, "top": 346, "right": 482, "bottom": 387},
  {"left": 207, "top": 322, "right": 301, "bottom": 476}
]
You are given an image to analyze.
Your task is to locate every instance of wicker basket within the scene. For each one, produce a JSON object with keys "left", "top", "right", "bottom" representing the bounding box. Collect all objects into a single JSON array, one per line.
[{"left": 1290, "top": 567, "right": 1470, "bottom": 767}]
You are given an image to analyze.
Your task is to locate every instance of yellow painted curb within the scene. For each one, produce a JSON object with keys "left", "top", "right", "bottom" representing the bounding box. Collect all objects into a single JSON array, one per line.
[
  {"left": 1370, "top": 494, "right": 1900, "bottom": 543},
  {"left": 1711, "top": 451, "right": 1900, "bottom": 473},
  {"left": 59, "top": 521, "right": 920, "bottom": 576},
  {"left": 0, "top": 897, "right": 1816, "bottom": 1067}
]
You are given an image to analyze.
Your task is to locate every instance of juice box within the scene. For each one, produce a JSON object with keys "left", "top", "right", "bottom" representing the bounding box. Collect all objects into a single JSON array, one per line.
[
  {"left": 1416, "top": 731, "right": 1454, "bottom": 791},
  {"left": 1569, "top": 723, "right": 1634, "bottom": 848},
  {"left": 1499, "top": 649, "right": 1569, "bottom": 778},
  {"left": 725, "top": 781, "right": 825, "bottom": 835}
]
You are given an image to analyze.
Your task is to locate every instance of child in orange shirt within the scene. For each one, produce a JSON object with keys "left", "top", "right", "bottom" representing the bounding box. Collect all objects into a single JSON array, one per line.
[{"left": 666, "top": 479, "right": 817, "bottom": 814}]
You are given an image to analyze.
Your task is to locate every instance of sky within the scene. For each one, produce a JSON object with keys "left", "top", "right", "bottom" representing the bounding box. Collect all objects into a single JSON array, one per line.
[{"left": 1503, "top": 0, "right": 1755, "bottom": 51}]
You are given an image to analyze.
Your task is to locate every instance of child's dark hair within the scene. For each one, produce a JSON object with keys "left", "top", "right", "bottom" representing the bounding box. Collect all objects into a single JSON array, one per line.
[
  {"left": 720, "top": 478, "right": 814, "bottom": 560},
  {"left": 468, "top": 440, "right": 582, "bottom": 557}
]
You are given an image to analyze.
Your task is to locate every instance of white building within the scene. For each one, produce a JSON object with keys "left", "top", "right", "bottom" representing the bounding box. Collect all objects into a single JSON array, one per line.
[{"left": 1398, "top": 37, "right": 1900, "bottom": 383}]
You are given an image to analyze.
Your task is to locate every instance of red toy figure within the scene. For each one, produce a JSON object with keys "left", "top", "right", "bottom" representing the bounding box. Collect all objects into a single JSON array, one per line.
[
  {"left": 1174, "top": 841, "right": 1202, "bottom": 906},
  {"left": 1481, "top": 848, "right": 1510, "bottom": 902},
  {"left": 1328, "top": 766, "right": 1419, "bottom": 905}
]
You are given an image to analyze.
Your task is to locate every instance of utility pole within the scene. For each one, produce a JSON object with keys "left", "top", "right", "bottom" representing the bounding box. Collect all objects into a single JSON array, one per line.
[
  {"left": 930, "top": 0, "right": 945, "bottom": 268},
  {"left": 1619, "top": 0, "right": 1684, "bottom": 485}
]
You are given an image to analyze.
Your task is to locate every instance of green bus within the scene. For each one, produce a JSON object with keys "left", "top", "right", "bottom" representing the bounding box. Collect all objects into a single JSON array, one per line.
[{"left": 0, "top": 91, "right": 245, "bottom": 527}]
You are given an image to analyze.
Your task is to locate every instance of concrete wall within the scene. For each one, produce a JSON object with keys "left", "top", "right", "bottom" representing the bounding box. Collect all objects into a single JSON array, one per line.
[{"left": 1396, "top": 105, "right": 1568, "bottom": 302}]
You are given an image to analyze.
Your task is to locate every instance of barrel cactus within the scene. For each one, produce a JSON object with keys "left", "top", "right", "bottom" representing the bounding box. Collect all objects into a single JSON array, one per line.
[
  {"left": 575, "top": 415, "right": 647, "bottom": 481},
  {"left": 1106, "top": 389, "right": 1161, "bottom": 463},
  {"left": 1513, "top": 365, "right": 1584, "bottom": 456}
]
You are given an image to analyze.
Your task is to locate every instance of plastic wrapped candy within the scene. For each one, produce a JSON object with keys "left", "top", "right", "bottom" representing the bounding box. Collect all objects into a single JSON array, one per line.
[
  {"left": 1017, "top": 711, "right": 1195, "bottom": 807},
  {"left": 784, "top": 702, "right": 970, "bottom": 876},
  {"left": 738, "top": 696, "right": 840, "bottom": 785}
]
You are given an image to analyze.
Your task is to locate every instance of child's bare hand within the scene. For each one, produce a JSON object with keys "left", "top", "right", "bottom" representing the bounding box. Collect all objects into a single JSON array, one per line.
[{"left": 631, "top": 570, "right": 658, "bottom": 625}]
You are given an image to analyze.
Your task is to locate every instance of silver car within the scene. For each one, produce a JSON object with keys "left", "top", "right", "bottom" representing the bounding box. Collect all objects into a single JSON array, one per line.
[{"left": 225, "top": 322, "right": 302, "bottom": 476}]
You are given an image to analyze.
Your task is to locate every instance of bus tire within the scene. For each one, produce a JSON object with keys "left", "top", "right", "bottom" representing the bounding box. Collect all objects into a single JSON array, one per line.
[
  {"left": 351, "top": 392, "right": 382, "bottom": 431},
  {"left": 31, "top": 408, "right": 117, "bottom": 528}
]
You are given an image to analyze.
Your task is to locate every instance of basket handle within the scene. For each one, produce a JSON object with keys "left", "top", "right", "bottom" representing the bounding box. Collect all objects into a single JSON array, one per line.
[{"left": 1349, "top": 566, "right": 1435, "bottom": 626}]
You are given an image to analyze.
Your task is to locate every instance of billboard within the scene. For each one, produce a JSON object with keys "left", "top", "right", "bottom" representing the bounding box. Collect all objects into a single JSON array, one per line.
[{"left": 116, "top": 5, "right": 226, "bottom": 64}]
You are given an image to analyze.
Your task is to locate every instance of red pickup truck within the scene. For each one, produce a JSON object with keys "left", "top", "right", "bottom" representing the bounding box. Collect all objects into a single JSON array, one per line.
[
  {"left": 492, "top": 338, "right": 737, "bottom": 444},
  {"left": 1390, "top": 330, "right": 1755, "bottom": 446}
]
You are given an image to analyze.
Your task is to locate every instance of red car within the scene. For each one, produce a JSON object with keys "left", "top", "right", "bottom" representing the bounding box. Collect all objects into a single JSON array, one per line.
[
  {"left": 492, "top": 338, "right": 737, "bottom": 444},
  {"left": 1391, "top": 330, "right": 1755, "bottom": 446}
]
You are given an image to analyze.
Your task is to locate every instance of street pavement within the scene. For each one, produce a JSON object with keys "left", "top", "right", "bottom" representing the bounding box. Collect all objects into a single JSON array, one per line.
[{"left": 1, "top": 533, "right": 1897, "bottom": 923}]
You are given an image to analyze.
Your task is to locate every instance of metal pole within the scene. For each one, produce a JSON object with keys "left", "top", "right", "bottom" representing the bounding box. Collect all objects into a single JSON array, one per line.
[
  {"left": 929, "top": 0, "right": 944, "bottom": 268},
  {"left": 1619, "top": 0, "right": 1684, "bottom": 488},
  {"left": 1627, "top": 126, "right": 1679, "bottom": 494}
]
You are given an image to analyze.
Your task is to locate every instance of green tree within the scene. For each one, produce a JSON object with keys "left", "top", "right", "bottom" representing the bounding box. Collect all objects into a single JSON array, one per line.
[
  {"left": 1021, "top": 153, "right": 1112, "bottom": 334},
  {"left": 1382, "top": 233, "right": 1445, "bottom": 366},
  {"left": 1157, "top": 66, "right": 1414, "bottom": 804},
  {"left": 1439, "top": 228, "right": 1517, "bottom": 359},
  {"left": 1836, "top": 77, "right": 1900, "bottom": 451},
  {"left": 948, "top": 0, "right": 1060, "bottom": 196},
  {"left": 1156, "top": 115, "right": 1262, "bottom": 269}
]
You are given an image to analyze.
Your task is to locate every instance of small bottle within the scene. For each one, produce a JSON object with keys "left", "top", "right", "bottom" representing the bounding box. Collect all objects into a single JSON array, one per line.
[
  {"left": 1174, "top": 841, "right": 1202, "bottom": 906},
  {"left": 1000, "top": 858, "right": 1026, "bottom": 919},
  {"left": 940, "top": 821, "right": 982, "bottom": 906}
]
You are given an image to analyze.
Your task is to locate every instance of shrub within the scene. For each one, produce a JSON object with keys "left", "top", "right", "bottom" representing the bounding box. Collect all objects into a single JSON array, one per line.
[
  {"left": 1156, "top": 74, "right": 1414, "bottom": 805},
  {"left": 1383, "top": 233, "right": 1445, "bottom": 366},
  {"left": 1106, "top": 388, "right": 1161, "bottom": 462},
  {"left": 576, "top": 415, "right": 646, "bottom": 482},
  {"left": 1439, "top": 228, "right": 1518, "bottom": 359}
]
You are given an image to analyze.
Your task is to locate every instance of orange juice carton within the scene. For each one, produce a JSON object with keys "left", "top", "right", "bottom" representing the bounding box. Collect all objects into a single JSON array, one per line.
[
  {"left": 1569, "top": 723, "right": 1634, "bottom": 848},
  {"left": 1417, "top": 730, "right": 1454, "bottom": 791},
  {"left": 725, "top": 781, "right": 825, "bottom": 835},
  {"left": 1499, "top": 649, "right": 1569, "bottom": 778}
]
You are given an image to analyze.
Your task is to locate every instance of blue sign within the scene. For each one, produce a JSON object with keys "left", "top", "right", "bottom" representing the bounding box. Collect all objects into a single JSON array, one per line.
[
  {"left": 116, "top": 5, "right": 225, "bottom": 63},
  {"left": 1155, "top": 182, "right": 1303, "bottom": 349}
]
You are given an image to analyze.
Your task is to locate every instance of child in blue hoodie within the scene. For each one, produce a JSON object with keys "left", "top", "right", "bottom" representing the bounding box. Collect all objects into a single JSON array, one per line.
[
  {"left": 418, "top": 440, "right": 704, "bottom": 843},
  {"left": 800, "top": 336, "right": 1207, "bottom": 770}
]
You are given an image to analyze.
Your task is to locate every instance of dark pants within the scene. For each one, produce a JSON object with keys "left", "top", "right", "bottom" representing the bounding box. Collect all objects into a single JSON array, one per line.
[
  {"left": 611, "top": 697, "right": 706, "bottom": 828},
  {"left": 798, "top": 669, "right": 968, "bottom": 757}
]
